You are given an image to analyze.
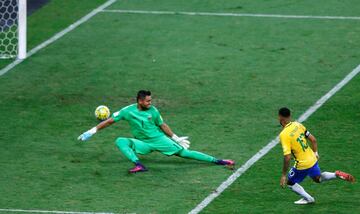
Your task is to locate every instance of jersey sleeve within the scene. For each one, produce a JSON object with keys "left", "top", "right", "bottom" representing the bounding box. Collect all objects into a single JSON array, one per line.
[
  {"left": 299, "top": 123, "right": 311, "bottom": 138},
  {"left": 111, "top": 108, "right": 127, "bottom": 122},
  {"left": 153, "top": 107, "right": 164, "bottom": 126},
  {"left": 280, "top": 133, "right": 291, "bottom": 156}
]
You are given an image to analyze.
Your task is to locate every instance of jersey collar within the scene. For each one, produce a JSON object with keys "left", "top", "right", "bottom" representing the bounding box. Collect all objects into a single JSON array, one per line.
[{"left": 284, "top": 122, "right": 293, "bottom": 128}]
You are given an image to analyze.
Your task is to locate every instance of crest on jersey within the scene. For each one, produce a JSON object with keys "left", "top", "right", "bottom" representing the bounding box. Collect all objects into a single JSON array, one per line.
[{"left": 148, "top": 115, "right": 152, "bottom": 121}]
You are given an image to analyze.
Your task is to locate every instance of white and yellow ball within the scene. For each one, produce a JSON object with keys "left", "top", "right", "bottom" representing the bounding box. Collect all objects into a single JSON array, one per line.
[{"left": 95, "top": 105, "right": 110, "bottom": 121}]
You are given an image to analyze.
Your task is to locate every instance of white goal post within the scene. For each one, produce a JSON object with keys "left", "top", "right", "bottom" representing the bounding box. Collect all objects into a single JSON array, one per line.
[{"left": 0, "top": 0, "right": 26, "bottom": 59}]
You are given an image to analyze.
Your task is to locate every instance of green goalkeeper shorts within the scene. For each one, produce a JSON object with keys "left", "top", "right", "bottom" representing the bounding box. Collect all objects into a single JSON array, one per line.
[{"left": 118, "top": 135, "right": 183, "bottom": 156}]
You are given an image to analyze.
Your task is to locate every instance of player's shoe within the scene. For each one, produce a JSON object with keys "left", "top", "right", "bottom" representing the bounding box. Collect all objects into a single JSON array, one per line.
[
  {"left": 294, "top": 197, "right": 315, "bottom": 205},
  {"left": 129, "top": 163, "right": 148, "bottom": 174},
  {"left": 216, "top": 159, "right": 235, "bottom": 169},
  {"left": 335, "top": 170, "right": 355, "bottom": 182}
]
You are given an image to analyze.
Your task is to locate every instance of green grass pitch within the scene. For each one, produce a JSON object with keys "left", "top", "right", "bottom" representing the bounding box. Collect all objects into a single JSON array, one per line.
[{"left": 0, "top": 0, "right": 359, "bottom": 213}]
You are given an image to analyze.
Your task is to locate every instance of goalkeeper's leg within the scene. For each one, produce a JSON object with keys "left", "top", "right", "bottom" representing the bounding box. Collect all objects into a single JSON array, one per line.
[
  {"left": 146, "top": 136, "right": 235, "bottom": 167},
  {"left": 115, "top": 137, "right": 152, "bottom": 173},
  {"left": 177, "top": 149, "right": 235, "bottom": 167},
  {"left": 177, "top": 149, "right": 217, "bottom": 163},
  {"left": 146, "top": 136, "right": 216, "bottom": 163},
  {"left": 115, "top": 138, "right": 140, "bottom": 163}
]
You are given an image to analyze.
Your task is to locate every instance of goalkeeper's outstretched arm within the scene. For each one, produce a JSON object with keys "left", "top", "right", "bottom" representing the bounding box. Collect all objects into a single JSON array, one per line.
[
  {"left": 78, "top": 118, "right": 115, "bottom": 141},
  {"left": 97, "top": 118, "right": 115, "bottom": 131}
]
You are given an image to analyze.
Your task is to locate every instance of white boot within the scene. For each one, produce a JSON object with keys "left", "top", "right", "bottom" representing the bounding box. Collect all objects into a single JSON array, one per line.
[
  {"left": 294, "top": 197, "right": 315, "bottom": 205},
  {"left": 289, "top": 183, "right": 315, "bottom": 205}
]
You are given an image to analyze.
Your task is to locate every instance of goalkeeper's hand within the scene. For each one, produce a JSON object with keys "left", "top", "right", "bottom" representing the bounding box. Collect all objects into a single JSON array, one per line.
[
  {"left": 172, "top": 134, "right": 191, "bottom": 149},
  {"left": 78, "top": 127, "right": 97, "bottom": 141}
]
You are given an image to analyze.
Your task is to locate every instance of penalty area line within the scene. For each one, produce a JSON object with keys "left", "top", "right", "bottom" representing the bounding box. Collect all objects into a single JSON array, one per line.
[
  {"left": 101, "top": 9, "right": 360, "bottom": 21},
  {"left": 188, "top": 64, "right": 360, "bottom": 214},
  {"left": 0, "top": 208, "right": 116, "bottom": 214}
]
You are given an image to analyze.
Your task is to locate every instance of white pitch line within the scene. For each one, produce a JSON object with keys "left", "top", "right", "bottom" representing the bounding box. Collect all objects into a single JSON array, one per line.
[
  {"left": 188, "top": 64, "right": 360, "bottom": 214},
  {"left": 0, "top": 0, "right": 117, "bottom": 77},
  {"left": 101, "top": 9, "right": 360, "bottom": 21},
  {"left": 0, "top": 208, "right": 115, "bottom": 214}
]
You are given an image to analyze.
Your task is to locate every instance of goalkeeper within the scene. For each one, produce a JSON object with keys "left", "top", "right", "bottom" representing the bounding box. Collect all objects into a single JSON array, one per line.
[{"left": 78, "top": 90, "right": 234, "bottom": 173}]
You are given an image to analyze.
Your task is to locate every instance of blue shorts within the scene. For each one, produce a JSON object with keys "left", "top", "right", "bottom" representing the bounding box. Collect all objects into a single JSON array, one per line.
[{"left": 288, "top": 162, "right": 321, "bottom": 184}]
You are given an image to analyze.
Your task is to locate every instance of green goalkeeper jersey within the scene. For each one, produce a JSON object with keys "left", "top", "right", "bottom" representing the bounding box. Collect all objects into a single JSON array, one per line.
[{"left": 111, "top": 104, "right": 165, "bottom": 139}]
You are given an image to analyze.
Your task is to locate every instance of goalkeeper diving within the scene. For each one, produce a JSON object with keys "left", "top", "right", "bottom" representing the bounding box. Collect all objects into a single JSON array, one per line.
[{"left": 78, "top": 90, "right": 235, "bottom": 173}]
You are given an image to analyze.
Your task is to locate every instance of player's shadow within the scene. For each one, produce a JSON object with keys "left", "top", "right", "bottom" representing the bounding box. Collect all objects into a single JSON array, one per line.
[
  {"left": 94, "top": 153, "right": 235, "bottom": 174},
  {"left": 144, "top": 157, "right": 215, "bottom": 166},
  {"left": 142, "top": 158, "right": 216, "bottom": 167},
  {"left": 97, "top": 153, "right": 216, "bottom": 167}
]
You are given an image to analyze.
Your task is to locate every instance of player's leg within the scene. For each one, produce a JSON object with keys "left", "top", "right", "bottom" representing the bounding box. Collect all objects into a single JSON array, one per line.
[
  {"left": 314, "top": 171, "right": 355, "bottom": 183},
  {"left": 115, "top": 137, "right": 140, "bottom": 163},
  {"left": 287, "top": 167, "right": 315, "bottom": 204},
  {"left": 312, "top": 172, "right": 336, "bottom": 183},
  {"left": 115, "top": 137, "right": 152, "bottom": 173},
  {"left": 148, "top": 136, "right": 235, "bottom": 167},
  {"left": 334, "top": 170, "right": 355, "bottom": 182},
  {"left": 177, "top": 149, "right": 216, "bottom": 163},
  {"left": 308, "top": 162, "right": 322, "bottom": 183},
  {"left": 178, "top": 149, "right": 234, "bottom": 167},
  {"left": 309, "top": 163, "right": 355, "bottom": 183},
  {"left": 309, "top": 162, "right": 338, "bottom": 183}
]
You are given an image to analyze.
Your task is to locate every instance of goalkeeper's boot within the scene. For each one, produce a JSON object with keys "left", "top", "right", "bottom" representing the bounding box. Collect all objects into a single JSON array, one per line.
[
  {"left": 129, "top": 162, "right": 148, "bottom": 174},
  {"left": 216, "top": 159, "right": 235, "bottom": 170},
  {"left": 336, "top": 170, "right": 355, "bottom": 183}
]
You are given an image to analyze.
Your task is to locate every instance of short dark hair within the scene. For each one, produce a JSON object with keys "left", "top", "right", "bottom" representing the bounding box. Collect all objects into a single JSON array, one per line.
[
  {"left": 137, "top": 90, "right": 151, "bottom": 101},
  {"left": 278, "top": 107, "right": 291, "bottom": 117}
]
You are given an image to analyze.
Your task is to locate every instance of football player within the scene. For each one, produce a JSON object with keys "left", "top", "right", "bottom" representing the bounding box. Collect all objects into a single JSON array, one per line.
[
  {"left": 278, "top": 107, "right": 355, "bottom": 204},
  {"left": 78, "top": 90, "right": 235, "bottom": 173}
]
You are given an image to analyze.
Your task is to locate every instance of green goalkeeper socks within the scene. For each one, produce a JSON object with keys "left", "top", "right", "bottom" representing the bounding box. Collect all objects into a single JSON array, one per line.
[{"left": 177, "top": 149, "right": 217, "bottom": 163}]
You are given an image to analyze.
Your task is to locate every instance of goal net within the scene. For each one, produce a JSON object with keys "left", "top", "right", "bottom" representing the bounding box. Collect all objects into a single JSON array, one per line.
[{"left": 0, "top": 0, "right": 26, "bottom": 59}]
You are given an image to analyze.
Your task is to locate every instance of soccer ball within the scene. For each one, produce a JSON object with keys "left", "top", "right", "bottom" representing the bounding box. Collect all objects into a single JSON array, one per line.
[{"left": 95, "top": 105, "right": 110, "bottom": 121}]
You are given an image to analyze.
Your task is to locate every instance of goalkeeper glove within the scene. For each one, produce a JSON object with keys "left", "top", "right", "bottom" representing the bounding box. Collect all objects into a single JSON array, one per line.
[
  {"left": 172, "top": 134, "right": 190, "bottom": 149},
  {"left": 78, "top": 127, "right": 97, "bottom": 141}
]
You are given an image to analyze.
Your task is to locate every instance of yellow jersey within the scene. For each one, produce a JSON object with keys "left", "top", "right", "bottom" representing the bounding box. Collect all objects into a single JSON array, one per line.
[{"left": 279, "top": 122, "right": 317, "bottom": 170}]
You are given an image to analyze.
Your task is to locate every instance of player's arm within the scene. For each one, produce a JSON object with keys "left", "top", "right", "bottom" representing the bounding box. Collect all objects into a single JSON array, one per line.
[
  {"left": 160, "top": 123, "right": 174, "bottom": 137},
  {"left": 281, "top": 154, "right": 291, "bottom": 188},
  {"left": 153, "top": 107, "right": 191, "bottom": 149},
  {"left": 78, "top": 118, "right": 115, "bottom": 141},
  {"left": 305, "top": 130, "right": 319, "bottom": 159},
  {"left": 159, "top": 122, "right": 191, "bottom": 149},
  {"left": 279, "top": 134, "right": 291, "bottom": 188},
  {"left": 97, "top": 117, "right": 115, "bottom": 130}
]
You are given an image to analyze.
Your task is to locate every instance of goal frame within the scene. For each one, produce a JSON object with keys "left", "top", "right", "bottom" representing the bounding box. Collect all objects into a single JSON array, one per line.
[{"left": 18, "top": 0, "right": 26, "bottom": 59}]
